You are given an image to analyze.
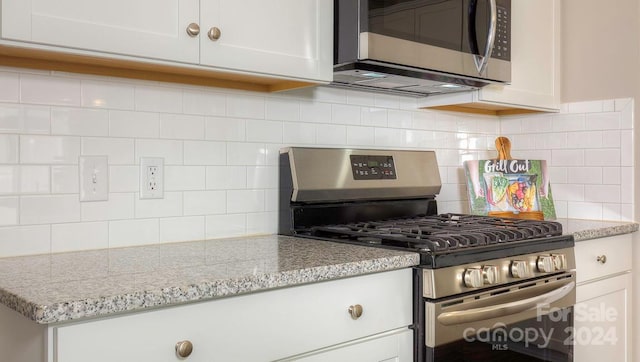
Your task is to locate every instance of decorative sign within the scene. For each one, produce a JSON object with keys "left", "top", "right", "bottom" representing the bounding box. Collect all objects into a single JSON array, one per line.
[{"left": 463, "top": 159, "right": 557, "bottom": 219}]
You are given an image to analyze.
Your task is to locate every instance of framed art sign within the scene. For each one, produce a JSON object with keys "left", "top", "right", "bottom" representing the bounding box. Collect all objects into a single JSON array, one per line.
[{"left": 463, "top": 159, "right": 557, "bottom": 219}]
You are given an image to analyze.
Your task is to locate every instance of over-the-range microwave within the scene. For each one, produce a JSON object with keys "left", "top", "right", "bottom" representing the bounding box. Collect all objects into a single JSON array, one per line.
[{"left": 333, "top": 0, "right": 511, "bottom": 96}]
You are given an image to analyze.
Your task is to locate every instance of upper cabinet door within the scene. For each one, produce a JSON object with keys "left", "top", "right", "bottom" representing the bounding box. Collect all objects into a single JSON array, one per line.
[
  {"left": 199, "top": 0, "right": 333, "bottom": 82},
  {"left": 1, "top": 0, "right": 200, "bottom": 64}
]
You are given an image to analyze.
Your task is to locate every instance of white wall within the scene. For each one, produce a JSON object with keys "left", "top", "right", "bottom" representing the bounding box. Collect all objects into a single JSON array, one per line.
[{"left": 0, "top": 66, "right": 634, "bottom": 258}]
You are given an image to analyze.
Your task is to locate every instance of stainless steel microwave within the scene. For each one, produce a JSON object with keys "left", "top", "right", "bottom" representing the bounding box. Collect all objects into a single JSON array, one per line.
[{"left": 333, "top": 0, "right": 511, "bottom": 96}]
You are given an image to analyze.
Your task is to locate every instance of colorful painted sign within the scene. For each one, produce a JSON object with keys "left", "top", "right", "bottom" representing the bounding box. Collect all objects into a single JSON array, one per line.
[{"left": 463, "top": 159, "right": 557, "bottom": 219}]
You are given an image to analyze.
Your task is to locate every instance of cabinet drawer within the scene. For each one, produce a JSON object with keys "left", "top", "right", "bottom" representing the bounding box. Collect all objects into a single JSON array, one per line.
[
  {"left": 55, "top": 268, "right": 413, "bottom": 362},
  {"left": 575, "top": 234, "right": 632, "bottom": 283}
]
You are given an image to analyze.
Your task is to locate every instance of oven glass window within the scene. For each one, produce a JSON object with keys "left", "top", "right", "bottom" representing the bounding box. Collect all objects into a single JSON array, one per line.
[{"left": 427, "top": 307, "right": 573, "bottom": 362}]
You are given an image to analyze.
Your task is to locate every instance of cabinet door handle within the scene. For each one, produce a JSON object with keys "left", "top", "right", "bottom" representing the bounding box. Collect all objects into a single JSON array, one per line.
[
  {"left": 596, "top": 255, "right": 607, "bottom": 264},
  {"left": 208, "top": 27, "right": 222, "bottom": 41},
  {"left": 348, "top": 304, "right": 363, "bottom": 320},
  {"left": 186, "top": 23, "right": 200, "bottom": 37},
  {"left": 175, "top": 340, "right": 193, "bottom": 358}
]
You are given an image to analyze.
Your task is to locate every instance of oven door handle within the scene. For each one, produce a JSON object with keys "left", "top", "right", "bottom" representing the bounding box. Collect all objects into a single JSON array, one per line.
[{"left": 437, "top": 281, "right": 575, "bottom": 326}]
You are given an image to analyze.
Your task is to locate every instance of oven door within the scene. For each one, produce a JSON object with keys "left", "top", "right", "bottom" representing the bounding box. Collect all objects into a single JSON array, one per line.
[{"left": 424, "top": 272, "right": 575, "bottom": 362}]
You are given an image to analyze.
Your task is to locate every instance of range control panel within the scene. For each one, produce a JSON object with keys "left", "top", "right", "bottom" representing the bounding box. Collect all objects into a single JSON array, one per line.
[{"left": 350, "top": 155, "right": 397, "bottom": 180}]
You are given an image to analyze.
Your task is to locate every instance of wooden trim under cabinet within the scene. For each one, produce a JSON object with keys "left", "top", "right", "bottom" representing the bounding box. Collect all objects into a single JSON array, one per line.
[{"left": 0, "top": 45, "right": 317, "bottom": 92}]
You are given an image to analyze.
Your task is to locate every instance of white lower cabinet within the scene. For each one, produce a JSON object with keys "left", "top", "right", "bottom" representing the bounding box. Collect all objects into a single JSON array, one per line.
[
  {"left": 51, "top": 268, "right": 413, "bottom": 362},
  {"left": 574, "top": 234, "right": 632, "bottom": 362}
]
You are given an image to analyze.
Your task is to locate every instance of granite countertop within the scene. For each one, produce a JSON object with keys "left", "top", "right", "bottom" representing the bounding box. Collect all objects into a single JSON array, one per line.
[
  {"left": 557, "top": 218, "right": 639, "bottom": 241},
  {"left": 0, "top": 235, "right": 419, "bottom": 325}
]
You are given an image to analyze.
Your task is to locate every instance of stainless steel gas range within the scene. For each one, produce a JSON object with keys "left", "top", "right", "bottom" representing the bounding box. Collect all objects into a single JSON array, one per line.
[{"left": 279, "top": 147, "right": 576, "bottom": 362}]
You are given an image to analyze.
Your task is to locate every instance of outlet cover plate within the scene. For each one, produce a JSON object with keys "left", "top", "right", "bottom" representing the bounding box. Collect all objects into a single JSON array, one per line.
[
  {"left": 139, "top": 157, "right": 164, "bottom": 199},
  {"left": 79, "top": 156, "right": 109, "bottom": 202}
]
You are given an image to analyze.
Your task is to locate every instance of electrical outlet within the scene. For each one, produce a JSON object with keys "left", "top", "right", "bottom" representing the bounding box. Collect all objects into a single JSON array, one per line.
[
  {"left": 79, "top": 156, "right": 109, "bottom": 202},
  {"left": 139, "top": 157, "right": 164, "bottom": 199}
]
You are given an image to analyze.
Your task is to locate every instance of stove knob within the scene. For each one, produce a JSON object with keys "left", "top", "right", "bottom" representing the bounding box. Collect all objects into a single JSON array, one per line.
[
  {"left": 552, "top": 254, "right": 567, "bottom": 270},
  {"left": 483, "top": 265, "right": 499, "bottom": 285},
  {"left": 537, "top": 255, "right": 555, "bottom": 273},
  {"left": 511, "top": 260, "right": 530, "bottom": 278},
  {"left": 463, "top": 267, "right": 484, "bottom": 288}
]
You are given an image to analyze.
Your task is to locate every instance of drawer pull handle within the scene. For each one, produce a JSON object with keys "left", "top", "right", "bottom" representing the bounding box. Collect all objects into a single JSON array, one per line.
[
  {"left": 175, "top": 340, "right": 193, "bottom": 359},
  {"left": 348, "top": 304, "right": 363, "bottom": 320},
  {"left": 596, "top": 255, "right": 607, "bottom": 264}
]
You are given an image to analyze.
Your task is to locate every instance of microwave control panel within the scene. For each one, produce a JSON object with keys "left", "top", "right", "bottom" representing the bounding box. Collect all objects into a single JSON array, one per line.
[
  {"left": 492, "top": 3, "right": 510, "bottom": 61},
  {"left": 350, "top": 155, "right": 397, "bottom": 180}
]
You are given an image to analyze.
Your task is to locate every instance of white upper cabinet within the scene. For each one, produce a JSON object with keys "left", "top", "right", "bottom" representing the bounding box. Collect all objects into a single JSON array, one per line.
[
  {"left": 1, "top": 0, "right": 200, "bottom": 64},
  {"left": 200, "top": 0, "right": 333, "bottom": 81},
  {"left": 419, "top": 0, "right": 560, "bottom": 115},
  {"left": 0, "top": 0, "right": 333, "bottom": 84}
]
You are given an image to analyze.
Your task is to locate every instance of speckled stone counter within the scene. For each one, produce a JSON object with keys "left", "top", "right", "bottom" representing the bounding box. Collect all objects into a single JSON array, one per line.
[
  {"left": 557, "top": 218, "right": 639, "bottom": 241},
  {"left": 0, "top": 235, "right": 419, "bottom": 325}
]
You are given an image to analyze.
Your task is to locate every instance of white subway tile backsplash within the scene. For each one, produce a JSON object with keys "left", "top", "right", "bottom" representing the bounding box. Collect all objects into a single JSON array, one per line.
[
  {"left": 300, "top": 101, "right": 331, "bottom": 123},
  {"left": 159, "top": 216, "right": 205, "bottom": 243},
  {"left": 584, "top": 185, "right": 621, "bottom": 203},
  {"left": 0, "top": 135, "right": 18, "bottom": 163},
  {"left": 51, "top": 166, "right": 78, "bottom": 194},
  {"left": 206, "top": 166, "right": 247, "bottom": 190},
  {"left": 566, "top": 167, "right": 602, "bottom": 184},
  {"left": 109, "top": 166, "right": 138, "bottom": 193},
  {"left": 134, "top": 192, "right": 182, "bottom": 218},
  {"left": 81, "top": 80, "right": 135, "bottom": 110},
  {"left": 160, "top": 114, "right": 205, "bottom": 140},
  {"left": 331, "top": 104, "right": 361, "bottom": 125},
  {"left": 0, "top": 72, "right": 19, "bottom": 102},
  {"left": 20, "top": 74, "right": 81, "bottom": 106},
  {"left": 0, "top": 166, "right": 18, "bottom": 195},
  {"left": 20, "top": 195, "right": 80, "bottom": 224},
  {"left": 0, "top": 197, "right": 18, "bottom": 226},
  {"left": 183, "top": 90, "right": 226, "bottom": 116},
  {"left": 109, "top": 218, "right": 159, "bottom": 248},
  {"left": 282, "top": 122, "right": 316, "bottom": 144},
  {"left": 246, "top": 167, "right": 278, "bottom": 189},
  {"left": 81, "top": 193, "right": 134, "bottom": 221},
  {"left": 226, "top": 94, "right": 265, "bottom": 119},
  {"left": 165, "top": 166, "right": 205, "bottom": 191},
  {"left": 346, "top": 126, "right": 375, "bottom": 146},
  {"left": 584, "top": 149, "right": 620, "bottom": 166},
  {"left": 82, "top": 137, "right": 134, "bottom": 164},
  {"left": 19, "top": 166, "right": 50, "bottom": 194},
  {"left": 227, "top": 190, "right": 265, "bottom": 213},
  {"left": 184, "top": 141, "right": 226, "bottom": 165},
  {"left": 51, "top": 221, "right": 109, "bottom": 252},
  {"left": 0, "top": 104, "right": 50, "bottom": 135},
  {"left": 183, "top": 191, "right": 226, "bottom": 215},
  {"left": 266, "top": 98, "right": 300, "bottom": 122},
  {"left": 135, "top": 139, "right": 183, "bottom": 164},
  {"left": 0, "top": 64, "right": 632, "bottom": 256},
  {"left": 20, "top": 135, "right": 79, "bottom": 164},
  {"left": 109, "top": 110, "right": 160, "bottom": 138},
  {"left": 585, "top": 112, "right": 620, "bottom": 130},
  {"left": 135, "top": 85, "right": 182, "bottom": 113},
  {"left": 205, "top": 214, "right": 246, "bottom": 239},
  {"left": 205, "top": 116, "right": 246, "bottom": 142},
  {"left": 51, "top": 108, "right": 109, "bottom": 136},
  {"left": 227, "top": 143, "right": 267, "bottom": 165},
  {"left": 246, "top": 119, "right": 283, "bottom": 143},
  {"left": 0, "top": 225, "right": 50, "bottom": 257},
  {"left": 361, "top": 108, "right": 388, "bottom": 127}
]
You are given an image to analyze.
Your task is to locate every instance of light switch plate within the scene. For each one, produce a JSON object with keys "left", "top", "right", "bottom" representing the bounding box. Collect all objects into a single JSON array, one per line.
[
  {"left": 139, "top": 157, "right": 164, "bottom": 199},
  {"left": 79, "top": 156, "right": 109, "bottom": 202}
]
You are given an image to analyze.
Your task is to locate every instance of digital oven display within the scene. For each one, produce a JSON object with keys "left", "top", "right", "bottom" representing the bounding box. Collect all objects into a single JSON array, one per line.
[{"left": 350, "top": 155, "right": 397, "bottom": 180}]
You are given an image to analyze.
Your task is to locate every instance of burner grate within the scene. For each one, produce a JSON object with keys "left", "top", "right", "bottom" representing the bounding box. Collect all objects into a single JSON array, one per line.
[{"left": 310, "top": 213, "right": 563, "bottom": 253}]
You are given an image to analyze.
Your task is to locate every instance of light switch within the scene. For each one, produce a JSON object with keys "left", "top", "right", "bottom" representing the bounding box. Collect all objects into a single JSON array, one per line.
[{"left": 79, "top": 156, "right": 109, "bottom": 202}]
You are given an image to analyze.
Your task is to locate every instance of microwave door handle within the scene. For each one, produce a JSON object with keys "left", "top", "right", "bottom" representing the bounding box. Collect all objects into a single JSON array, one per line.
[
  {"left": 437, "top": 281, "right": 575, "bottom": 326},
  {"left": 473, "top": 0, "right": 498, "bottom": 74},
  {"left": 467, "top": 0, "right": 480, "bottom": 56}
]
